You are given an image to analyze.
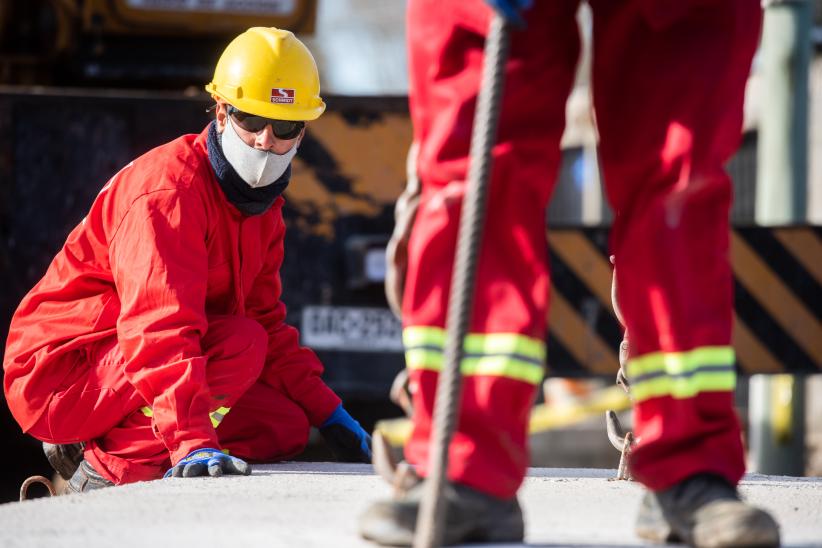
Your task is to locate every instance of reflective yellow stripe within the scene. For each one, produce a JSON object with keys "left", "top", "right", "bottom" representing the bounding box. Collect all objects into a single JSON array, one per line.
[
  {"left": 630, "top": 369, "right": 736, "bottom": 401},
  {"left": 405, "top": 348, "right": 443, "bottom": 370},
  {"left": 627, "top": 347, "right": 736, "bottom": 402},
  {"left": 403, "top": 326, "right": 545, "bottom": 385},
  {"left": 404, "top": 327, "right": 544, "bottom": 361},
  {"left": 210, "top": 406, "right": 231, "bottom": 428},
  {"left": 403, "top": 326, "right": 446, "bottom": 349},
  {"left": 627, "top": 347, "right": 735, "bottom": 377},
  {"left": 140, "top": 405, "right": 232, "bottom": 429},
  {"left": 464, "top": 332, "right": 545, "bottom": 361},
  {"left": 461, "top": 356, "right": 545, "bottom": 385}
]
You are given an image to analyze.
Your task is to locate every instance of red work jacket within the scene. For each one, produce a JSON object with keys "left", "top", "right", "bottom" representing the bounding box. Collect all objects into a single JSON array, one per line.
[{"left": 3, "top": 125, "right": 340, "bottom": 463}]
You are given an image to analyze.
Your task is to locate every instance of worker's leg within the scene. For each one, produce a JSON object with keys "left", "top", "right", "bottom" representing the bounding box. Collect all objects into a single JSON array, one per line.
[
  {"left": 80, "top": 315, "right": 268, "bottom": 484},
  {"left": 26, "top": 342, "right": 144, "bottom": 445},
  {"left": 590, "top": 0, "right": 761, "bottom": 491},
  {"left": 402, "top": 0, "right": 580, "bottom": 500},
  {"left": 216, "top": 380, "right": 311, "bottom": 461}
]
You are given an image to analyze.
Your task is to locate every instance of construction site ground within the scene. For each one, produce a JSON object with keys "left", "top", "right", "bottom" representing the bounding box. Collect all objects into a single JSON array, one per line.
[{"left": 1, "top": 463, "right": 820, "bottom": 547}]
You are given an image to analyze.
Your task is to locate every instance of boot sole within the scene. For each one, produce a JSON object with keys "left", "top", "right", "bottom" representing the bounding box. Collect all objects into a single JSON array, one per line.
[
  {"left": 693, "top": 506, "right": 780, "bottom": 548},
  {"left": 636, "top": 505, "right": 780, "bottom": 548}
]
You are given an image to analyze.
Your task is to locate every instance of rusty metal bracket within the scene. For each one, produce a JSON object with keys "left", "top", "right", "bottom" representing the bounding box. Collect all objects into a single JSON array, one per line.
[
  {"left": 20, "top": 475, "right": 56, "bottom": 501},
  {"left": 616, "top": 361, "right": 630, "bottom": 394},
  {"left": 606, "top": 410, "right": 635, "bottom": 481},
  {"left": 372, "top": 430, "right": 420, "bottom": 498}
]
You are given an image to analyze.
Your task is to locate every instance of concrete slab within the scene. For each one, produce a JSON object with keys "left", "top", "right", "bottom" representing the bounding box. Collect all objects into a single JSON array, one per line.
[{"left": 1, "top": 463, "right": 820, "bottom": 547}]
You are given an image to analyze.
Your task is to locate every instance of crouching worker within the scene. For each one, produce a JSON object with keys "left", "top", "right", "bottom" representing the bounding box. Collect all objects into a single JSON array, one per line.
[{"left": 3, "top": 27, "right": 371, "bottom": 493}]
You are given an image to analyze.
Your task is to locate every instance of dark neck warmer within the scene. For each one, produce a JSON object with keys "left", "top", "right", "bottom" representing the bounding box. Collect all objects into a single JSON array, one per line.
[{"left": 206, "top": 121, "right": 290, "bottom": 216}]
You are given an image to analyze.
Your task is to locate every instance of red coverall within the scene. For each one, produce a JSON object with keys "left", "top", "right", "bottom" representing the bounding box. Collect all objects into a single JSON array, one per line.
[
  {"left": 4, "top": 126, "right": 341, "bottom": 484},
  {"left": 403, "top": 0, "right": 760, "bottom": 498}
]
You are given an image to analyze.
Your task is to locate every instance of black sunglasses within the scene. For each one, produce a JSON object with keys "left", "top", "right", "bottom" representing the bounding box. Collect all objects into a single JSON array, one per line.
[{"left": 227, "top": 106, "right": 305, "bottom": 140}]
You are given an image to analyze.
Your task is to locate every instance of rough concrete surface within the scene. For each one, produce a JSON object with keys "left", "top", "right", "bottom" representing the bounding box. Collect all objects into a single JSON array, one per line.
[{"left": 1, "top": 463, "right": 820, "bottom": 548}]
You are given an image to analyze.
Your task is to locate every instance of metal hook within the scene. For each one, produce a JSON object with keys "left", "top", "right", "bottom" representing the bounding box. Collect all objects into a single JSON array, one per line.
[
  {"left": 606, "top": 410, "right": 635, "bottom": 480},
  {"left": 372, "top": 430, "right": 420, "bottom": 497},
  {"left": 20, "top": 475, "right": 56, "bottom": 501}
]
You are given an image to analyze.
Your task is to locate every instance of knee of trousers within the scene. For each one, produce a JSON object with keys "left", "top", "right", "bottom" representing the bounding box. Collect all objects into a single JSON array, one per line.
[{"left": 203, "top": 315, "right": 268, "bottom": 379}]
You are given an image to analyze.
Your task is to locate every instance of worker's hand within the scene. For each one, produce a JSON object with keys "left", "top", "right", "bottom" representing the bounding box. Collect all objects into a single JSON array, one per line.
[
  {"left": 164, "top": 448, "right": 251, "bottom": 478},
  {"left": 319, "top": 404, "right": 373, "bottom": 463},
  {"left": 484, "top": 0, "right": 533, "bottom": 28}
]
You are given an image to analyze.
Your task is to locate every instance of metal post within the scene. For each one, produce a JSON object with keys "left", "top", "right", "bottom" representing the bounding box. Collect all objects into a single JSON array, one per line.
[
  {"left": 755, "top": 0, "right": 811, "bottom": 223},
  {"left": 749, "top": 0, "right": 811, "bottom": 476},
  {"left": 748, "top": 374, "right": 806, "bottom": 476}
]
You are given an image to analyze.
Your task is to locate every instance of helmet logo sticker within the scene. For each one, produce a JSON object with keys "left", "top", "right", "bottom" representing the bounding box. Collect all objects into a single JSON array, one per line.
[{"left": 271, "top": 88, "right": 296, "bottom": 104}]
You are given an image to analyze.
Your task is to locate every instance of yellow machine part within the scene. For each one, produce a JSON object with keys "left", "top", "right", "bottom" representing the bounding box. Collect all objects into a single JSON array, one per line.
[
  {"left": 80, "top": 0, "right": 317, "bottom": 35},
  {"left": 770, "top": 374, "right": 795, "bottom": 445},
  {"left": 375, "top": 384, "right": 632, "bottom": 448}
]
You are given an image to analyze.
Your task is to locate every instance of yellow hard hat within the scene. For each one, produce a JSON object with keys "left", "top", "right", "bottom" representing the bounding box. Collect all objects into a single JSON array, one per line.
[{"left": 206, "top": 27, "right": 326, "bottom": 121}]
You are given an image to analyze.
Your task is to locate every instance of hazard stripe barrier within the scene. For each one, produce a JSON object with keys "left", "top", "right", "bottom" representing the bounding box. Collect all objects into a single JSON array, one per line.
[
  {"left": 548, "top": 291, "right": 618, "bottom": 375},
  {"left": 542, "top": 227, "right": 820, "bottom": 376},
  {"left": 730, "top": 231, "right": 822, "bottom": 367},
  {"left": 772, "top": 229, "right": 822, "bottom": 286},
  {"left": 545, "top": 229, "right": 620, "bottom": 376},
  {"left": 732, "top": 316, "right": 784, "bottom": 374},
  {"left": 547, "top": 232, "right": 615, "bottom": 314}
]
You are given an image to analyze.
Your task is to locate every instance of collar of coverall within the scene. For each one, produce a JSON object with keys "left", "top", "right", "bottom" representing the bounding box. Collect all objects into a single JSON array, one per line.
[{"left": 206, "top": 120, "right": 291, "bottom": 216}]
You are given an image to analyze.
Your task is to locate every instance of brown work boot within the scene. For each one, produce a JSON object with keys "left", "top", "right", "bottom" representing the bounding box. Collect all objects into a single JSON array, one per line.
[
  {"left": 635, "top": 473, "right": 780, "bottom": 547},
  {"left": 43, "top": 442, "right": 85, "bottom": 481},
  {"left": 66, "top": 460, "right": 114, "bottom": 494},
  {"left": 359, "top": 480, "right": 524, "bottom": 546}
]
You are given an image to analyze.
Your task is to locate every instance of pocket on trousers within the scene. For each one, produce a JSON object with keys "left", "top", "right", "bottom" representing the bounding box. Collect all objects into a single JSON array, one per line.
[{"left": 46, "top": 386, "right": 122, "bottom": 443}]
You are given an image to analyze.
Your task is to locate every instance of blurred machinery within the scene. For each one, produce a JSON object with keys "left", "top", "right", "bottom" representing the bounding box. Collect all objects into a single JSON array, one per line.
[{"left": 0, "top": 0, "right": 317, "bottom": 86}]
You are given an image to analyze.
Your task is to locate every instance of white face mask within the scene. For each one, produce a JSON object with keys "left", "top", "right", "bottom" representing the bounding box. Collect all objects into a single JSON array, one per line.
[{"left": 220, "top": 116, "right": 299, "bottom": 188}]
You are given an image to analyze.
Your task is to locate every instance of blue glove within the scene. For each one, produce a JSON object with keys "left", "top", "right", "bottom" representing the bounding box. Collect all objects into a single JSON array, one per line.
[
  {"left": 319, "top": 404, "right": 372, "bottom": 463},
  {"left": 164, "top": 448, "right": 251, "bottom": 478},
  {"left": 485, "top": 0, "right": 533, "bottom": 28}
]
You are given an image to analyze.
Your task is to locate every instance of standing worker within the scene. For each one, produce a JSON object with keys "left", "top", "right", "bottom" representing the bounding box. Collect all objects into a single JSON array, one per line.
[
  {"left": 3, "top": 27, "right": 371, "bottom": 492},
  {"left": 361, "top": 1, "right": 781, "bottom": 546}
]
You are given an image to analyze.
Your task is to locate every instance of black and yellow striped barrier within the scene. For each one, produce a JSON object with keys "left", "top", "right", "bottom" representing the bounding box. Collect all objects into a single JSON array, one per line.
[{"left": 544, "top": 226, "right": 822, "bottom": 376}]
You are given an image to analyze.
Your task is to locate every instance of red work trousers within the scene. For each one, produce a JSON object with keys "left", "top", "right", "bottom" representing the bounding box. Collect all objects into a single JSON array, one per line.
[
  {"left": 28, "top": 316, "right": 310, "bottom": 484},
  {"left": 403, "top": 0, "right": 760, "bottom": 498}
]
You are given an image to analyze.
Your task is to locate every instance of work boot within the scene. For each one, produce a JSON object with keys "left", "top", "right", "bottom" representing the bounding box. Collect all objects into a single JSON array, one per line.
[
  {"left": 43, "top": 442, "right": 85, "bottom": 481},
  {"left": 66, "top": 460, "right": 114, "bottom": 494},
  {"left": 359, "top": 480, "right": 524, "bottom": 546},
  {"left": 635, "top": 473, "right": 780, "bottom": 547}
]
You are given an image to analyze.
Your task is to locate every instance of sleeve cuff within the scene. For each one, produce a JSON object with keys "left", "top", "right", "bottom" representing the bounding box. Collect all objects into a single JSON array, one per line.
[
  {"left": 298, "top": 380, "right": 342, "bottom": 427},
  {"left": 168, "top": 436, "right": 220, "bottom": 466}
]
